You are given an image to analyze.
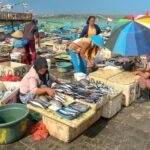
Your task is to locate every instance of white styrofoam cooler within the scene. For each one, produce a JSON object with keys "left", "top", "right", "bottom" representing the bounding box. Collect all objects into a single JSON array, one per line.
[{"left": 102, "top": 93, "right": 123, "bottom": 119}]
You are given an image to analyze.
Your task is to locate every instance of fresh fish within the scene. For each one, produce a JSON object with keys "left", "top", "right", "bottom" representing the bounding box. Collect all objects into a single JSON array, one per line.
[
  {"left": 86, "top": 97, "right": 96, "bottom": 103},
  {"left": 80, "top": 79, "right": 90, "bottom": 86},
  {"left": 34, "top": 99, "right": 51, "bottom": 108},
  {"left": 29, "top": 100, "right": 46, "bottom": 109},
  {"left": 53, "top": 82, "right": 116, "bottom": 103},
  {"left": 59, "top": 109, "right": 76, "bottom": 117},
  {"left": 54, "top": 95, "right": 65, "bottom": 102},
  {"left": 49, "top": 100, "right": 63, "bottom": 110},
  {"left": 70, "top": 102, "right": 90, "bottom": 112},
  {"left": 64, "top": 107, "right": 80, "bottom": 113},
  {"left": 63, "top": 84, "right": 72, "bottom": 88},
  {"left": 74, "top": 95, "right": 86, "bottom": 99},
  {"left": 58, "top": 94, "right": 66, "bottom": 99},
  {"left": 63, "top": 108, "right": 80, "bottom": 116},
  {"left": 55, "top": 89, "right": 64, "bottom": 93}
]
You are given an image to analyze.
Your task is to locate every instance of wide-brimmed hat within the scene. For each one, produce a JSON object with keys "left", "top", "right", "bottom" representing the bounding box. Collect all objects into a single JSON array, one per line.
[
  {"left": 11, "top": 30, "right": 23, "bottom": 38},
  {"left": 90, "top": 35, "right": 105, "bottom": 48},
  {"left": 0, "top": 29, "right": 5, "bottom": 33}
]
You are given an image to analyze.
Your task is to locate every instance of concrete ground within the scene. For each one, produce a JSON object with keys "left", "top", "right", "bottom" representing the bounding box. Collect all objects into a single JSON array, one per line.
[{"left": 1, "top": 101, "right": 150, "bottom": 150}]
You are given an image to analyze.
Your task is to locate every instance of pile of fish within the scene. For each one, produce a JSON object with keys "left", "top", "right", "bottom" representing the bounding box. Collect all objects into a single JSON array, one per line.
[
  {"left": 28, "top": 94, "right": 91, "bottom": 120},
  {"left": 0, "top": 87, "right": 16, "bottom": 100},
  {"left": 29, "top": 94, "right": 66, "bottom": 110},
  {"left": 29, "top": 98, "right": 64, "bottom": 111},
  {"left": 53, "top": 80, "right": 116, "bottom": 103},
  {"left": 57, "top": 102, "right": 90, "bottom": 120}
]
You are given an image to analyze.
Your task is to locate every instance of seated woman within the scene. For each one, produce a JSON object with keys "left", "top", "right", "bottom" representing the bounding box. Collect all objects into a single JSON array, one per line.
[
  {"left": 80, "top": 16, "right": 101, "bottom": 38},
  {"left": 11, "top": 30, "right": 26, "bottom": 63},
  {"left": 69, "top": 35, "right": 104, "bottom": 74},
  {"left": 133, "top": 64, "right": 150, "bottom": 102},
  {"left": 19, "top": 57, "right": 60, "bottom": 104}
]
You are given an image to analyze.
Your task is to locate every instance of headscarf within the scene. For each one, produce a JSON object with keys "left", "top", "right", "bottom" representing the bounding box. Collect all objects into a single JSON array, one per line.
[{"left": 34, "top": 57, "right": 49, "bottom": 85}]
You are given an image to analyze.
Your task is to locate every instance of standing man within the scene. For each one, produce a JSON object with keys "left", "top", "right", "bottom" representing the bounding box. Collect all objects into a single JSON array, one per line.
[{"left": 23, "top": 18, "right": 40, "bottom": 65}]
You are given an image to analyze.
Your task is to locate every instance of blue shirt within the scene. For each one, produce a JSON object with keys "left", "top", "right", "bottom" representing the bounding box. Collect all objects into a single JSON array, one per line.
[{"left": 13, "top": 39, "right": 23, "bottom": 48}]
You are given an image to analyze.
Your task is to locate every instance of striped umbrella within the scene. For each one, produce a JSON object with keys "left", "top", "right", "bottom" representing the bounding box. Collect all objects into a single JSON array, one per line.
[{"left": 106, "top": 15, "right": 150, "bottom": 56}]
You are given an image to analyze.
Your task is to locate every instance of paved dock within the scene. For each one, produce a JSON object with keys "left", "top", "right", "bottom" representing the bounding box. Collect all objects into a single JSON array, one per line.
[{"left": 1, "top": 101, "right": 150, "bottom": 150}]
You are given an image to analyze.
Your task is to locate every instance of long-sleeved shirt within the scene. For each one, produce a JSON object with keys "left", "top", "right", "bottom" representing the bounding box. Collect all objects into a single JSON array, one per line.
[
  {"left": 80, "top": 24, "right": 101, "bottom": 38},
  {"left": 20, "top": 67, "right": 56, "bottom": 94}
]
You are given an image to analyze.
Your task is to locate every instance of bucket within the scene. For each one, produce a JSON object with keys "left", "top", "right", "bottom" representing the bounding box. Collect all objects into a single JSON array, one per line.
[
  {"left": 0, "top": 104, "right": 29, "bottom": 144},
  {"left": 74, "top": 73, "right": 87, "bottom": 81},
  {"left": 56, "top": 62, "right": 72, "bottom": 73}
]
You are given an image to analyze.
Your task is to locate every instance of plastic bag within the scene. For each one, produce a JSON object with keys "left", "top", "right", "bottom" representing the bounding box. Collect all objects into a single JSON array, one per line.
[{"left": 30, "top": 121, "right": 49, "bottom": 141}]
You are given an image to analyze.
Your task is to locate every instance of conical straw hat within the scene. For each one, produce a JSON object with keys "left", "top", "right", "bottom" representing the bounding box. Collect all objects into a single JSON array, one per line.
[
  {"left": 0, "top": 29, "right": 5, "bottom": 33},
  {"left": 11, "top": 30, "right": 23, "bottom": 38}
]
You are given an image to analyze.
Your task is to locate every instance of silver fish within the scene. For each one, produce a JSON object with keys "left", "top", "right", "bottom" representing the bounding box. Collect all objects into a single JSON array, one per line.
[
  {"left": 49, "top": 100, "right": 63, "bottom": 110},
  {"left": 56, "top": 89, "right": 64, "bottom": 92},
  {"left": 29, "top": 100, "right": 45, "bottom": 109},
  {"left": 54, "top": 95, "right": 65, "bottom": 102},
  {"left": 64, "top": 107, "right": 80, "bottom": 113},
  {"left": 59, "top": 109, "right": 76, "bottom": 116}
]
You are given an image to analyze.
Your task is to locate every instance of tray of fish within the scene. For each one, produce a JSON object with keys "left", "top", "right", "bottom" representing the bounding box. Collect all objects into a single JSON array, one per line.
[
  {"left": 57, "top": 106, "right": 81, "bottom": 120},
  {"left": 68, "top": 102, "right": 90, "bottom": 113},
  {"left": 53, "top": 80, "right": 117, "bottom": 103}
]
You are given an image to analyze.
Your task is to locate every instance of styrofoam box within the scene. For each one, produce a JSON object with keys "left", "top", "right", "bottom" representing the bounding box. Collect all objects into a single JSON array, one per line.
[
  {"left": 102, "top": 93, "right": 123, "bottom": 118},
  {"left": 0, "top": 82, "right": 20, "bottom": 105},
  {"left": 43, "top": 109, "right": 102, "bottom": 143},
  {"left": 0, "top": 61, "right": 28, "bottom": 78}
]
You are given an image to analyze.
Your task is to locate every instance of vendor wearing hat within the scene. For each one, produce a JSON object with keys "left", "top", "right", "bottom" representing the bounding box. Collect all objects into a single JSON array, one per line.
[
  {"left": 11, "top": 30, "right": 26, "bottom": 63},
  {"left": 69, "top": 35, "right": 104, "bottom": 74},
  {"left": 0, "top": 29, "right": 5, "bottom": 42},
  {"left": 19, "top": 57, "right": 61, "bottom": 104}
]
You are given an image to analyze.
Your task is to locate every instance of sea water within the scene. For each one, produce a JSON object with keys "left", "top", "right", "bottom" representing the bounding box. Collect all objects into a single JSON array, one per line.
[{"left": 0, "top": 15, "right": 119, "bottom": 33}]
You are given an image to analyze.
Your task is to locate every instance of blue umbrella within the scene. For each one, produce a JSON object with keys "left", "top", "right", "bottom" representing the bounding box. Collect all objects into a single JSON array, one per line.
[
  {"left": 90, "top": 35, "right": 105, "bottom": 48},
  {"left": 105, "top": 16, "right": 150, "bottom": 56}
]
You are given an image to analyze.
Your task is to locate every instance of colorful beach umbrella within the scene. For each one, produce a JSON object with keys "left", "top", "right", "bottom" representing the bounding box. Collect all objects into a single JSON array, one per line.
[{"left": 106, "top": 15, "right": 150, "bottom": 56}]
